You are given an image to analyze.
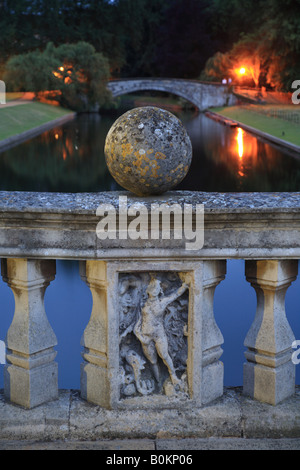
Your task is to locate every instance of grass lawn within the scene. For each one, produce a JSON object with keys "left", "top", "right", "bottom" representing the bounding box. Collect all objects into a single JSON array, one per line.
[
  {"left": 0, "top": 101, "right": 73, "bottom": 141},
  {"left": 211, "top": 105, "right": 300, "bottom": 147}
]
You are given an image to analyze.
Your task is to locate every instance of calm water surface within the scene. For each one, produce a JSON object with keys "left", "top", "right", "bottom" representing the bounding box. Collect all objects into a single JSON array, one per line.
[
  {"left": 1, "top": 109, "right": 300, "bottom": 192},
  {"left": 0, "top": 109, "right": 299, "bottom": 388}
]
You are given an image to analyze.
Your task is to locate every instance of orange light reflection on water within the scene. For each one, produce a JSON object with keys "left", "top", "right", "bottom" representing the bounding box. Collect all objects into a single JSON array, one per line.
[
  {"left": 229, "top": 125, "right": 259, "bottom": 180},
  {"left": 236, "top": 127, "right": 244, "bottom": 159},
  {"left": 235, "top": 127, "right": 245, "bottom": 177},
  {"left": 232, "top": 126, "right": 258, "bottom": 161}
]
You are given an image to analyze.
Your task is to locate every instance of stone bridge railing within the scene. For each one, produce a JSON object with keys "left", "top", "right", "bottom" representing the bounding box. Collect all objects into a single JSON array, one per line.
[
  {"left": 0, "top": 190, "right": 299, "bottom": 411},
  {"left": 107, "top": 78, "right": 238, "bottom": 111}
]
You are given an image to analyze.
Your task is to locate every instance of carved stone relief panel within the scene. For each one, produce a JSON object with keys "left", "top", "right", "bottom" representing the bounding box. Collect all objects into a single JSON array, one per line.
[{"left": 118, "top": 271, "right": 190, "bottom": 400}]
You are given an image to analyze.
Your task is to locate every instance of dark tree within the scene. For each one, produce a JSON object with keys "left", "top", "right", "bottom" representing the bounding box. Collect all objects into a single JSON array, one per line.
[
  {"left": 1, "top": 0, "right": 299, "bottom": 89},
  {"left": 113, "top": 0, "right": 170, "bottom": 77},
  {"left": 4, "top": 42, "right": 112, "bottom": 111},
  {"left": 154, "top": 0, "right": 217, "bottom": 79}
]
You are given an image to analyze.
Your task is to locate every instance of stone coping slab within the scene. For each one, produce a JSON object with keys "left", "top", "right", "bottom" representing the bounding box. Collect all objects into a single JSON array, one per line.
[
  {"left": 1, "top": 190, "right": 300, "bottom": 214},
  {"left": 0, "top": 387, "right": 299, "bottom": 441},
  {"left": 1, "top": 190, "right": 300, "bottom": 259}
]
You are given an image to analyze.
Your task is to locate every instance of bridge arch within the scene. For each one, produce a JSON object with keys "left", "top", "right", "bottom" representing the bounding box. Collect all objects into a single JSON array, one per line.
[{"left": 107, "top": 78, "right": 237, "bottom": 111}]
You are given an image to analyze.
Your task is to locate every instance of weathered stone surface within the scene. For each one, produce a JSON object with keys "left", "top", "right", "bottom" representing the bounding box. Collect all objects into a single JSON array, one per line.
[
  {"left": 0, "top": 388, "right": 299, "bottom": 441},
  {"left": 104, "top": 107, "right": 192, "bottom": 196},
  {"left": 69, "top": 388, "right": 241, "bottom": 439},
  {"left": 1, "top": 437, "right": 300, "bottom": 450},
  {"left": 119, "top": 271, "right": 189, "bottom": 399},
  {"left": 201, "top": 261, "right": 226, "bottom": 405},
  {"left": 1, "top": 191, "right": 300, "bottom": 260},
  {"left": 1, "top": 258, "right": 58, "bottom": 409},
  {"left": 79, "top": 258, "right": 225, "bottom": 410},
  {"left": 244, "top": 260, "right": 298, "bottom": 405},
  {"left": 156, "top": 438, "right": 300, "bottom": 450},
  {"left": 0, "top": 389, "right": 70, "bottom": 440},
  {"left": 241, "top": 386, "right": 300, "bottom": 438},
  {"left": 0, "top": 191, "right": 299, "bottom": 413},
  {"left": 80, "top": 259, "right": 215, "bottom": 409},
  {"left": 0, "top": 439, "right": 156, "bottom": 450}
]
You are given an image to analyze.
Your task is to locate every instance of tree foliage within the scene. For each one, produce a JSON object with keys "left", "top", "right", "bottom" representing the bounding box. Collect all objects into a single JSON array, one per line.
[
  {"left": 154, "top": 0, "right": 216, "bottom": 78},
  {"left": 4, "top": 42, "right": 111, "bottom": 111},
  {"left": 0, "top": 0, "right": 299, "bottom": 90},
  {"left": 201, "top": 34, "right": 269, "bottom": 88},
  {"left": 204, "top": 0, "right": 300, "bottom": 90}
]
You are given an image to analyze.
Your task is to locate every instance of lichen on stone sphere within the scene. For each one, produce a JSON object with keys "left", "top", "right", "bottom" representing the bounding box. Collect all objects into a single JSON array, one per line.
[{"left": 104, "top": 106, "right": 192, "bottom": 196}]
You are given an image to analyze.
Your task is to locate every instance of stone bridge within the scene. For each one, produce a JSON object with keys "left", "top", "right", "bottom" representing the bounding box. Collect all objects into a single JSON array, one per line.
[{"left": 107, "top": 78, "right": 237, "bottom": 111}]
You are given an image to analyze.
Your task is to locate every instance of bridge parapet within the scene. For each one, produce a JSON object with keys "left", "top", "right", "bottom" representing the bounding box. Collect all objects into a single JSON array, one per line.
[
  {"left": 107, "top": 78, "right": 237, "bottom": 110},
  {"left": 0, "top": 190, "right": 299, "bottom": 414}
]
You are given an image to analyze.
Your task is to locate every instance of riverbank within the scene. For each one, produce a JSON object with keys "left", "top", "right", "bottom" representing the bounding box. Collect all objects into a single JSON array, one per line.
[
  {"left": 210, "top": 105, "right": 300, "bottom": 152},
  {"left": 0, "top": 101, "right": 76, "bottom": 151}
]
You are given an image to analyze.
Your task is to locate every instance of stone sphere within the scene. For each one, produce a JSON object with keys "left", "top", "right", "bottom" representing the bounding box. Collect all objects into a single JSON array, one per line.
[{"left": 104, "top": 106, "right": 192, "bottom": 196}]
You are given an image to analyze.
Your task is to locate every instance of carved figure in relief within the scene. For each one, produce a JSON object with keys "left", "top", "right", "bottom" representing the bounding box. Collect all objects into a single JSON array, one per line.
[
  {"left": 119, "top": 275, "right": 156, "bottom": 396},
  {"left": 120, "top": 347, "right": 155, "bottom": 395},
  {"left": 133, "top": 276, "right": 188, "bottom": 388}
]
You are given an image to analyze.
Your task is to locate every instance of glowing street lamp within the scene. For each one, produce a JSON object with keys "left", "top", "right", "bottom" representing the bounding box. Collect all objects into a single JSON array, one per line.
[{"left": 239, "top": 67, "right": 246, "bottom": 75}]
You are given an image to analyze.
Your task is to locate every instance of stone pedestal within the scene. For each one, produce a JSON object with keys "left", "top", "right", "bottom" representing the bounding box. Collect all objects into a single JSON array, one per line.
[
  {"left": 244, "top": 260, "right": 298, "bottom": 405},
  {"left": 1, "top": 259, "right": 57, "bottom": 409},
  {"left": 80, "top": 259, "right": 226, "bottom": 409}
]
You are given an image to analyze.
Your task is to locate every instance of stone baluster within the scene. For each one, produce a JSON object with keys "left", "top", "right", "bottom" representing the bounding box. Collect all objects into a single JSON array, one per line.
[
  {"left": 244, "top": 260, "right": 298, "bottom": 405},
  {"left": 201, "top": 260, "right": 226, "bottom": 404},
  {"left": 80, "top": 260, "right": 115, "bottom": 408},
  {"left": 1, "top": 258, "right": 57, "bottom": 408}
]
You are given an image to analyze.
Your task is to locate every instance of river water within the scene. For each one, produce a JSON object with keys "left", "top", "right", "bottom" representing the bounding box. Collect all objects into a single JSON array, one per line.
[
  {"left": 0, "top": 108, "right": 299, "bottom": 388},
  {"left": 1, "top": 109, "right": 300, "bottom": 192}
]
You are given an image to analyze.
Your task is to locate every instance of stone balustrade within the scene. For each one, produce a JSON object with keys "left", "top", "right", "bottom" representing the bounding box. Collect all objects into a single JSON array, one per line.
[{"left": 0, "top": 190, "right": 299, "bottom": 410}]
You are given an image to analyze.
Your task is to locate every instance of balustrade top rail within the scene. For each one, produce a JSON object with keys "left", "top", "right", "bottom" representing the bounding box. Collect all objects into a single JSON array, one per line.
[
  {"left": 0, "top": 190, "right": 300, "bottom": 260},
  {"left": 108, "top": 77, "right": 227, "bottom": 87}
]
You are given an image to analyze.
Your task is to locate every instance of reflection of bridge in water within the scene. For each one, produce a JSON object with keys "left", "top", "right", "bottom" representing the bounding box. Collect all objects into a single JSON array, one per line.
[{"left": 107, "top": 78, "right": 237, "bottom": 111}]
